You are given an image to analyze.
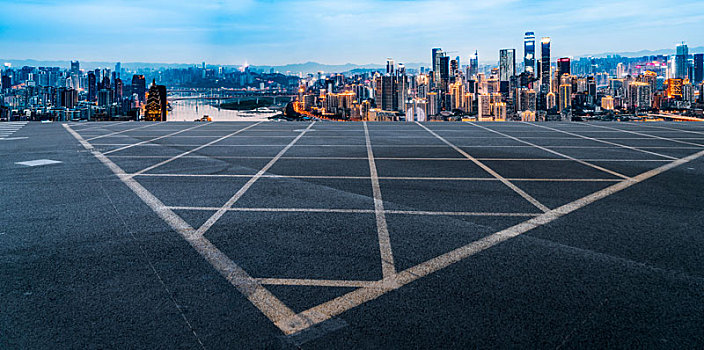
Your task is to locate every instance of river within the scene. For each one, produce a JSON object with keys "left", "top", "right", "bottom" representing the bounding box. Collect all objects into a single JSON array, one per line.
[{"left": 167, "top": 99, "right": 279, "bottom": 121}]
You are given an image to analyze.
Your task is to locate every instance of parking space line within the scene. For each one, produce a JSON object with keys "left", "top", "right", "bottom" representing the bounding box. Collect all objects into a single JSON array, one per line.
[
  {"left": 129, "top": 122, "right": 264, "bottom": 176},
  {"left": 579, "top": 123, "right": 704, "bottom": 148},
  {"left": 166, "top": 206, "right": 540, "bottom": 217},
  {"left": 256, "top": 278, "right": 376, "bottom": 288},
  {"left": 276, "top": 147, "right": 704, "bottom": 336},
  {"left": 620, "top": 123, "right": 704, "bottom": 137},
  {"left": 103, "top": 122, "right": 214, "bottom": 155},
  {"left": 416, "top": 122, "right": 551, "bottom": 213},
  {"left": 106, "top": 155, "right": 674, "bottom": 162},
  {"left": 63, "top": 123, "right": 300, "bottom": 334},
  {"left": 466, "top": 122, "right": 630, "bottom": 180},
  {"left": 85, "top": 122, "right": 165, "bottom": 141},
  {"left": 522, "top": 122, "right": 678, "bottom": 160},
  {"left": 364, "top": 122, "right": 397, "bottom": 282},
  {"left": 194, "top": 122, "right": 316, "bottom": 238},
  {"left": 74, "top": 120, "right": 133, "bottom": 132},
  {"left": 136, "top": 173, "right": 621, "bottom": 182}
]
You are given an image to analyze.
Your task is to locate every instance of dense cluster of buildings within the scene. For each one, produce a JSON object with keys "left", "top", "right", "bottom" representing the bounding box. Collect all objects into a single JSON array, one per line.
[
  {"left": 0, "top": 61, "right": 298, "bottom": 121},
  {"left": 296, "top": 37, "right": 704, "bottom": 121}
]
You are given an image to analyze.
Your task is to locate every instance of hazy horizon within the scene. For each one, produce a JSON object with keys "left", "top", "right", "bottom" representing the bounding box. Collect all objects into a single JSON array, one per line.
[{"left": 1, "top": 0, "right": 703, "bottom": 65}]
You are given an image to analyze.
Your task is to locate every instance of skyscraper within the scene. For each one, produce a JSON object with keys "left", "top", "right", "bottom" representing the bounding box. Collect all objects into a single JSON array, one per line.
[
  {"left": 469, "top": 51, "right": 479, "bottom": 78},
  {"left": 499, "top": 49, "right": 516, "bottom": 82},
  {"left": 432, "top": 48, "right": 444, "bottom": 86},
  {"left": 675, "top": 43, "right": 689, "bottom": 80},
  {"left": 524, "top": 32, "right": 535, "bottom": 75},
  {"left": 557, "top": 57, "right": 571, "bottom": 78},
  {"left": 694, "top": 54, "right": 703, "bottom": 84},
  {"left": 132, "top": 75, "right": 146, "bottom": 103},
  {"left": 541, "top": 37, "right": 551, "bottom": 93},
  {"left": 70, "top": 61, "right": 80, "bottom": 74},
  {"left": 145, "top": 79, "right": 167, "bottom": 121},
  {"left": 386, "top": 58, "right": 395, "bottom": 75}
]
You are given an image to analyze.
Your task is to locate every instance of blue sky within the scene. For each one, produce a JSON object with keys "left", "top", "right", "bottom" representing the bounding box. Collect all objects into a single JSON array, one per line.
[{"left": 1, "top": 0, "right": 703, "bottom": 65}]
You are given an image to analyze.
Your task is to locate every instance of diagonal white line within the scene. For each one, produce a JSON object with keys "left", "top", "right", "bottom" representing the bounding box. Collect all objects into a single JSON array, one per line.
[
  {"left": 415, "top": 122, "right": 550, "bottom": 213},
  {"left": 581, "top": 123, "right": 704, "bottom": 148},
  {"left": 194, "top": 122, "right": 316, "bottom": 238},
  {"left": 62, "top": 123, "right": 299, "bottom": 333},
  {"left": 256, "top": 278, "right": 376, "bottom": 288},
  {"left": 620, "top": 122, "right": 704, "bottom": 137},
  {"left": 103, "top": 122, "right": 214, "bottom": 155},
  {"left": 275, "top": 147, "right": 704, "bottom": 335},
  {"left": 522, "top": 122, "right": 677, "bottom": 160},
  {"left": 130, "top": 122, "right": 263, "bottom": 176},
  {"left": 86, "top": 121, "right": 164, "bottom": 141},
  {"left": 364, "top": 122, "right": 397, "bottom": 281},
  {"left": 466, "top": 122, "right": 629, "bottom": 179}
]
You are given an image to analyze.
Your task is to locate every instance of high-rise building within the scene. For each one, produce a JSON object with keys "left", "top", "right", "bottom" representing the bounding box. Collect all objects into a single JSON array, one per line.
[
  {"left": 675, "top": 43, "right": 689, "bottom": 80},
  {"left": 557, "top": 58, "right": 571, "bottom": 78},
  {"left": 131, "top": 75, "right": 146, "bottom": 103},
  {"left": 87, "top": 71, "right": 97, "bottom": 102},
  {"left": 115, "top": 62, "right": 121, "bottom": 78},
  {"left": 469, "top": 51, "right": 479, "bottom": 78},
  {"left": 70, "top": 61, "right": 80, "bottom": 74},
  {"left": 524, "top": 32, "right": 536, "bottom": 75},
  {"left": 386, "top": 58, "right": 395, "bottom": 75},
  {"left": 432, "top": 48, "right": 444, "bottom": 86},
  {"left": 375, "top": 75, "right": 398, "bottom": 111},
  {"left": 439, "top": 55, "right": 450, "bottom": 92},
  {"left": 499, "top": 49, "right": 516, "bottom": 82},
  {"left": 145, "top": 79, "right": 167, "bottom": 121},
  {"left": 629, "top": 82, "right": 652, "bottom": 110},
  {"left": 540, "top": 37, "right": 551, "bottom": 93},
  {"left": 694, "top": 54, "right": 703, "bottom": 84},
  {"left": 558, "top": 83, "right": 572, "bottom": 112}
]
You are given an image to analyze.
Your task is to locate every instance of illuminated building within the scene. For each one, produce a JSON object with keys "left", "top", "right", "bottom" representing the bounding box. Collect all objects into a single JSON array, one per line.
[
  {"left": 375, "top": 75, "right": 398, "bottom": 111},
  {"left": 449, "top": 82, "right": 464, "bottom": 111},
  {"left": 682, "top": 82, "right": 695, "bottom": 103},
  {"left": 629, "top": 82, "right": 652, "bottom": 110},
  {"left": 540, "top": 37, "right": 551, "bottom": 93},
  {"left": 426, "top": 92, "right": 439, "bottom": 117},
  {"left": 601, "top": 95, "right": 614, "bottom": 110},
  {"left": 405, "top": 99, "right": 427, "bottom": 122},
  {"left": 519, "top": 89, "right": 537, "bottom": 112},
  {"left": 491, "top": 102, "right": 506, "bottom": 121},
  {"left": 546, "top": 91, "right": 556, "bottom": 110},
  {"left": 477, "top": 94, "right": 491, "bottom": 120},
  {"left": 144, "top": 79, "right": 167, "bottom": 121},
  {"left": 432, "top": 48, "right": 444, "bottom": 86},
  {"left": 524, "top": 32, "right": 536, "bottom": 74},
  {"left": 557, "top": 58, "right": 571, "bottom": 77},
  {"left": 558, "top": 84, "right": 571, "bottom": 112},
  {"left": 616, "top": 63, "right": 626, "bottom": 78},
  {"left": 666, "top": 79, "right": 684, "bottom": 99}
]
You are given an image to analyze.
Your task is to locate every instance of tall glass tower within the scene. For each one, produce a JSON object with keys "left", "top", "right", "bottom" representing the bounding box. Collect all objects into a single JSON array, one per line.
[
  {"left": 540, "top": 37, "right": 551, "bottom": 93},
  {"left": 524, "top": 32, "right": 535, "bottom": 75}
]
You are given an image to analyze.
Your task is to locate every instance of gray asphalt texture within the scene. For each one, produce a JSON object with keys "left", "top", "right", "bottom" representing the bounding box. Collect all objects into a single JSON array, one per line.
[{"left": 2, "top": 120, "right": 704, "bottom": 349}]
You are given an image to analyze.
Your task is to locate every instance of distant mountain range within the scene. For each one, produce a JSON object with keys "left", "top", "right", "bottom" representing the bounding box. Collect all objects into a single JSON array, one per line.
[{"left": 3, "top": 46, "right": 703, "bottom": 73}]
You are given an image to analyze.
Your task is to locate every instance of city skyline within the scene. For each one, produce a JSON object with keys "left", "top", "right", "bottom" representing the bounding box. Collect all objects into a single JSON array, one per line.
[{"left": 1, "top": 0, "right": 704, "bottom": 65}]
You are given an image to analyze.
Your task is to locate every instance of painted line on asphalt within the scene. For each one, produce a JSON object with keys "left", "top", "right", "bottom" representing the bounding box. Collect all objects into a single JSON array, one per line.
[
  {"left": 166, "top": 206, "right": 540, "bottom": 217},
  {"left": 62, "top": 123, "right": 300, "bottom": 334},
  {"left": 364, "top": 122, "right": 397, "bottom": 282},
  {"left": 416, "top": 122, "right": 550, "bottom": 213},
  {"left": 103, "top": 122, "right": 214, "bottom": 155},
  {"left": 466, "top": 122, "right": 630, "bottom": 180},
  {"left": 85, "top": 122, "right": 164, "bottom": 141},
  {"left": 522, "top": 122, "right": 678, "bottom": 160},
  {"left": 582, "top": 123, "right": 704, "bottom": 148},
  {"left": 130, "top": 122, "right": 264, "bottom": 176},
  {"left": 194, "top": 122, "right": 316, "bottom": 238},
  {"left": 135, "top": 173, "right": 621, "bottom": 182},
  {"left": 257, "top": 278, "right": 376, "bottom": 288},
  {"left": 275, "top": 147, "right": 704, "bottom": 335}
]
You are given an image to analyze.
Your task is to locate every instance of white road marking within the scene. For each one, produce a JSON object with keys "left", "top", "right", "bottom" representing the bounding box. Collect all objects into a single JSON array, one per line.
[
  {"left": 129, "top": 122, "right": 264, "bottom": 176},
  {"left": 102, "top": 122, "right": 214, "bottom": 155},
  {"left": 15, "top": 159, "right": 63, "bottom": 167},
  {"left": 522, "top": 122, "right": 678, "bottom": 160},
  {"left": 194, "top": 122, "right": 316, "bottom": 237},
  {"left": 63, "top": 123, "right": 301, "bottom": 334},
  {"left": 275, "top": 148, "right": 704, "bottom": 335},
  {"left": 416, "top": 122, "right": 551, "bottom": 213},
  {"left": 166, "top": 206, "right": 540, "bottom": 217},
  {"left": 134, "top": 173, "right": 621, "bottom": 182},
  {"left": 104, "top": 155, "right": 674, "bottom": 162},
  {"left": 0, "top": 137, "right": 28, "bottom": 141},
  {"left": 73, "top": 120, "right": 133, "bottom": 132},
  {"left": 85, "top": 122, "right": 164, "bottom": 141},
  {"left": 257, "top": 278, "right": 375, "bottom": 288},
  {"left": 581, "top": 123, "right": 704, "bottom": 148},
  {"left": 466, "top": 122, "right": 630, "bottom": 179},
  {"left": 364, "top": 122, "right": 397, "bottom": 282}
]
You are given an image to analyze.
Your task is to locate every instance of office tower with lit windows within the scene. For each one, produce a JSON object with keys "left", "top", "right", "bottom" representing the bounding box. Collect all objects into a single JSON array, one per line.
[
  {"left": 524, "top": 32, "right": 535, "bottom": 74},
  {"left": 145, "top": 79, "right": 167, "bottom": 121},
  {"left": 540, "top": 37, "right": 551, "bottom": 92},
  {"left": 499, "top": 49, "right": 516, "bottom": 94},
  {"left": 675, "top": 43, "right": 689, "bottom": 79}
]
